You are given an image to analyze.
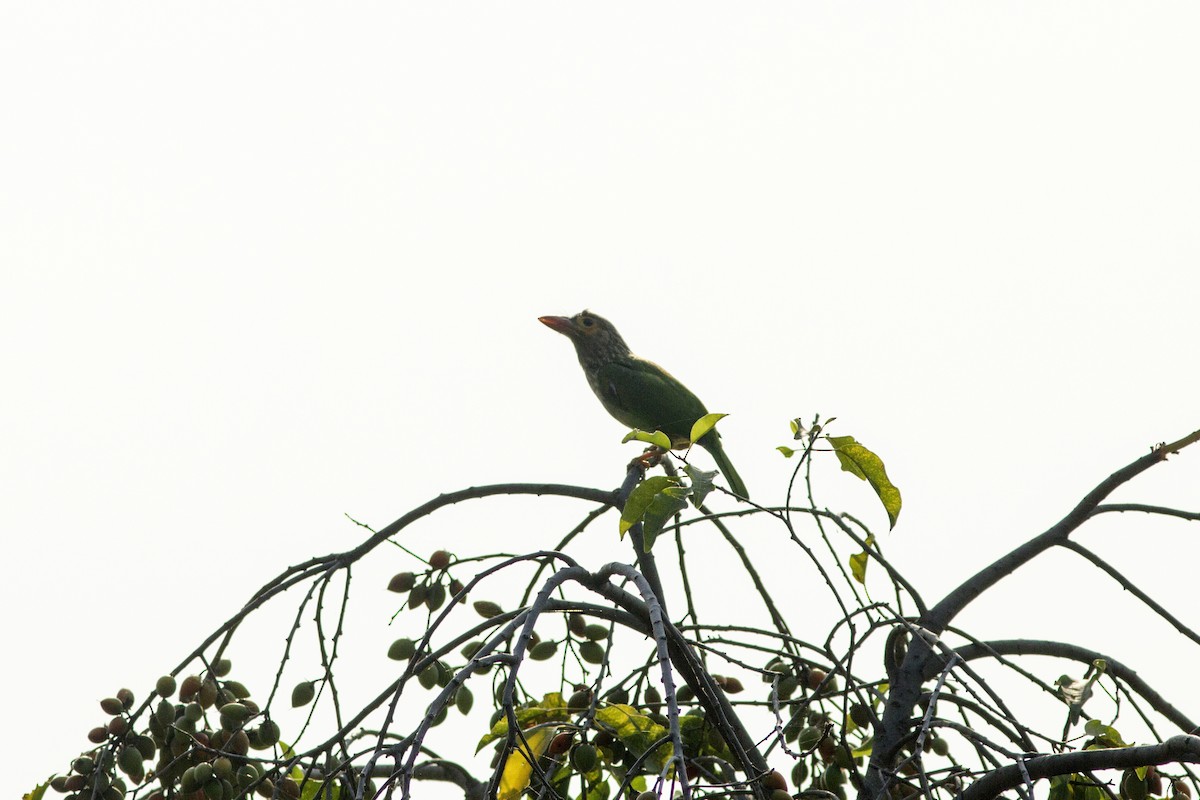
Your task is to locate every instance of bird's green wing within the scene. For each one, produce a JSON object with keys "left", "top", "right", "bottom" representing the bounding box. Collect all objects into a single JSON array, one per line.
[{"left": 592, "top": 358, "right": 708, "bottom": 441}]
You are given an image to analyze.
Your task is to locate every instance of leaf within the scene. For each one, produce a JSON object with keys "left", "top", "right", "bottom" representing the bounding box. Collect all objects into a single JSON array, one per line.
[
  {"left": 849, "top": 535, "right": 875, "bottom": 585},
  {"left": 826, "top": 435, "right": 902, "bottom": 529},
  {"left": 619, "top": 476, "right": 681, "bottom": 537},
  {"left": 689, "top": 413, "right": 727, "bottom": 444},
  {"left": 594, "top": 704, "right": 671, "bottom": 770},
  {"left": 622, "top": 429, "right": 674, "bottom": 451},
  {"left": 23, "top": 782, "right": 50, "bottom": 800},
  {"left": 477, "top": 693, "right": 569, "bottom": 752},
  {"left": 777, "top": 446, "right": 796, "bottom": 458},
  {"left": 498, "top": 726, "right": 555, "bottom": 800},
  {"left": 683, "top": 464, "right": 717, "bottom": 508},
  {"left": 640, "top": 487, "right": 689, "bottom": 552}
]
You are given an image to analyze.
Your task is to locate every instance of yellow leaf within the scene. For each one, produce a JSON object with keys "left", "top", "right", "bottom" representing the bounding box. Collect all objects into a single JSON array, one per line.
[
  {"left": 622, "top": 429, "right": 674, "bottom": 450},
  {"left": 498, "top": 727, "right": 554, "bottom": 800}
]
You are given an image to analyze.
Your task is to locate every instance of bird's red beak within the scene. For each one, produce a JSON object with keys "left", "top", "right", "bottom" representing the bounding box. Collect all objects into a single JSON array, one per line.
[{"left": 538, "top": 315, "right": 574, "bottom": 336}]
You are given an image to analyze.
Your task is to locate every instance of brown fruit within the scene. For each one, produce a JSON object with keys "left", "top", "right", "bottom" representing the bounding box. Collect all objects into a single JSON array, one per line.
[
  {"left": 180, "top": 675, "right": 203, "bottom": 702},
  {"left": 715, "top": 676, "right": 744, "bottom": 694},
  {"left": 429, "top": 550, "right": 451, "bottom": 570},
  {"left": 155, "top": 675, "right": 177, "bottom": 698},
  {"left": 88, "top": 726, "right": 109, "bottom": 744},
  {"left": 107, "top": 716, "right": 129, "bottom": 736},
  {"left": 100, "top": 697, "right": 124, "bottom": 715},
  {"left": 806, "top": 668, "right": 828, "bottom": 691},
  {"left": 448, "top": 578, "right": 466, "bottom": 596},
  {"left": 763, "top": 770, "right": 788, "bottom": 791},
  {"left": 117, "top": 688, "right": 135, "bottom": 709},
  {"left": 548, "top": 731, "right": 574, "bottom": 756}
]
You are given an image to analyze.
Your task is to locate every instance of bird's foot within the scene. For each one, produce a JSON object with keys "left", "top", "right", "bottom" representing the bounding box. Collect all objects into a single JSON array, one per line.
[{"left": 631, "top": 445, "right": 667, "bottom": 473}]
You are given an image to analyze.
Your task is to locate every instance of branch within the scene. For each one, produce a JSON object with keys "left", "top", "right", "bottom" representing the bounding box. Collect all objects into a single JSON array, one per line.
[{"left": 961, "top": 735, "right": 1200, "bottom": 800}]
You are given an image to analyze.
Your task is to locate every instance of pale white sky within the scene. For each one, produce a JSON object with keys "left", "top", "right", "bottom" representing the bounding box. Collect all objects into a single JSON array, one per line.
[{"left": 4, "top": 4, "right": 1199, "bottom": 797}]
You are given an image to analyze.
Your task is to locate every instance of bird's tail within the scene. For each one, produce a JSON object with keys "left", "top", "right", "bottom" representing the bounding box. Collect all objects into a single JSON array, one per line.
[{"left": 699, "top": 433, "right": 750, "bottom": 499}]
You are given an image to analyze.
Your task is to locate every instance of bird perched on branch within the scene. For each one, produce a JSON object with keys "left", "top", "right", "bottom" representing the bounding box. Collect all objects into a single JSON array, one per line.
[{"left": 538, "top": 310, "right": 749, "bottom": 499}]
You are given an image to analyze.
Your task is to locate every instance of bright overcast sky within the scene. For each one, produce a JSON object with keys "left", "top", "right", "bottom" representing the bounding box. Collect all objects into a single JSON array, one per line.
[{"left": 4, "top": 4, "right": 1199, "bottom": 797}]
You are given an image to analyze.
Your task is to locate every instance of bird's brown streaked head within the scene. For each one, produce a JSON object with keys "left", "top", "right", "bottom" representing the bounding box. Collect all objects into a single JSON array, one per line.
[
  {"left": 538, "top": 310, "right": 602, "bottom": 337},
  {"left": 539, "top": 310, "right": 632, "bottom": 363}
]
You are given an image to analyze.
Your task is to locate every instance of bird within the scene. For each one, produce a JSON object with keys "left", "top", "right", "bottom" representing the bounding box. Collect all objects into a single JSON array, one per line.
[{"left": 539, "top": 310, "right": 749, "bottom": 499}]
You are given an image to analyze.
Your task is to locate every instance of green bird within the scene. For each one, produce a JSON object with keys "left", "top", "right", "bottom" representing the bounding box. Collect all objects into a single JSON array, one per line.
[{"left": 539, "top": 310, "right": 749, "bottom": 499}]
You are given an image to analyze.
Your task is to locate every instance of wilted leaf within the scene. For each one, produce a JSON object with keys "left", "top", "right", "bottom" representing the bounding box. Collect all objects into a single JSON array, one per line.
[
  {"left": 849, "top": 535, "right": 876, "bottom": 584},
  {"left": 826, "top": 435, "right": 902, "bottom": 529}
]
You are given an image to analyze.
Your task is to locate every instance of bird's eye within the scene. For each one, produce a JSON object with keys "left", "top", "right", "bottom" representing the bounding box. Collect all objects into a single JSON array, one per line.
[{"left": 581, "top": 317, "right": 594, "bottom": 327}]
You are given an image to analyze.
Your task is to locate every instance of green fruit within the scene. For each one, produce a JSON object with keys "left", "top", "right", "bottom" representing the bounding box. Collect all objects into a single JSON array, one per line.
[
  {"left": 407, "top": 584, "right": 428, "bottom": 609},
  {"left": 791, "top": 760, "right": 809, "bottom": 787},
  {"left": 155, "top": 676, "right": 177, "bottom": 698},
  {"left": 213, "top": 757, "right": 233, "bottom": 780},
  {"left": 849, "top": 703, "right": 872, "bottom": 729},
  {"left": 797, "top": 726, "right": 823, "bottom": 751},
  {"left": 418, "top": 664, "right": 439, "bottom": 689},
  {"left": 473, "top": 600, "right": 503, "bottom": 619},
  {"left": 117, "top": 746, "right": 143, "bottom": 776},
  {"left": 567, "top": 689, "right": 592, "bottom": 711},
  {"left": 425, "top": 583, "right": 446, "bottom": 612},
  {"left": 387, "top": 572, "right": 416, "bottom": 593},
  {"left": 184, "top": 702, "right": 203, "bottom": 722},
  {"left": 237, "top": 765, "right": 259, "bottom": 787},
  {"left": 579, "top": 641, "right": 605, "bottom": 665},
  {"left": 132, "top": 735, "right": 156, "bottom": 760},
  {"left": 455, "top": 686, "right": 474, "bottom": 715},
  {"left": 582, "top": 624, "right": 608, "bottom": 641},
  {"left": 255, "top": 720, "right": 281, "bottom": 749},
  {"left": 571, "top": 743, "right": 598, "bottom": 772},
  {"left": 675, "top": 685, "right": 694, "bottom": 703},
  {"left": 72, "top": 756, "right": 95, "bottom": 775},
  {"left": 530, "top": 640, "right": 558, "bottom": 660},
  {"left": 220, "top": 702, "right": 250, "bottom": 722},
  {"left": 292, "top": 681, "right": 317, "bottom": 707},
  {"left": 931, "top": 737, "right": 949, "bottom": 757},
  {"left": 213, "top": 659, "right": 232, "bottom": 677},
  {"left": 388, "top": 638, "right": 417, "bottom": 661},
  {"left": 825, "top": 765, "right": 846, "bottom": 787},
  {"left": 644, "top": 685, "right": 662, "bottom": 711},
  {"left": 198, "top": 679, "right": 219, "bottom": 708},
  {"left": 604, "top": 687, "right": 629, "bottom": 705},
  {"left": 223, "top": 680, "right": 251, "bottom": 700},
  {"left": 568, "top": 614, "right": 587, "bottom": 636},
  {"left": 460, "top": 640, "right": 483, "bottom": 659}
]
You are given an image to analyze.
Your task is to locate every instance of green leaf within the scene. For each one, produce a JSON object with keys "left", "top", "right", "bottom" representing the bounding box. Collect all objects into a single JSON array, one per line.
[
  {"left": 640, "top": 487, "right": 689, "bottom": 551},
  {"left": 619, "top": 476, "right": 682, "bottom": 537},
  {"left": 24, "top": 781, "right": 50, "bottom": 800},
  {"left": 777, "top": 446, "right": 796, "bottom": 458},
  {"left": 683, "top": 464, "right": 717, "bottom": 508},
  {"left": 477, "top": 693, "right": 569, "bottom": 752},
  {"left": 621, "top": 429, "right": 674, "bottom": 450},
  {"left": 594, "top": 704, "right": 671, "bottom": 770},
  {"left": 689, "top": 413, "right": 727, "bottom": 444},
  {"left": 826, "top": 435, "right": 902, "bottom": 529},
  {"left": 849, "top": 535, "right": 875, "bottom": 584}
]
